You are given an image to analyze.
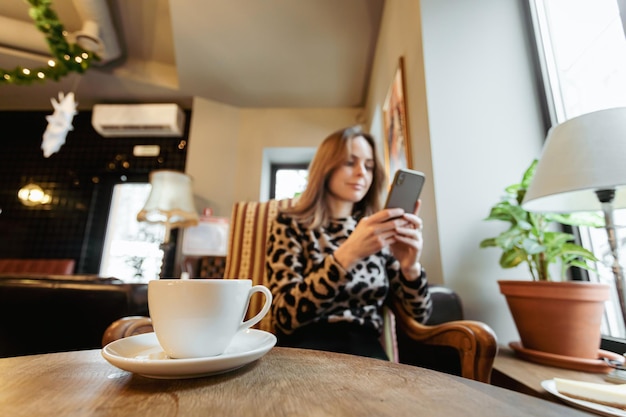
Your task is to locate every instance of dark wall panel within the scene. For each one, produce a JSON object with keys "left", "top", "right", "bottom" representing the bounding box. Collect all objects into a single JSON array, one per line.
[{"left": 0, "top": 110, "right": 190, "bottom": 274}]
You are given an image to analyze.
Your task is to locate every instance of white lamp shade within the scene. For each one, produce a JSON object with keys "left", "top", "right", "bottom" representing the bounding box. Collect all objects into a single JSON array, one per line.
[
  {"left": 522, "top": 107, "right": 626, "bottom": 213},
  {"left": 137, "top": 170, "right": 199, "bottom": 228}
]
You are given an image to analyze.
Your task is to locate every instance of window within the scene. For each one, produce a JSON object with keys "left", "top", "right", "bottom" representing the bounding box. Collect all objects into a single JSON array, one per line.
[
  {"left": 99, "top": 183, "right": 165, "bottom": 282},
  {"left": 529, "top": 0, "right": 626, "bottom": 338},
  {"left": 261, "top": 147, "right": 315, "bottom": 201},
  {"left": 269, "top": 163, "right": 308, "bottom": 200}
]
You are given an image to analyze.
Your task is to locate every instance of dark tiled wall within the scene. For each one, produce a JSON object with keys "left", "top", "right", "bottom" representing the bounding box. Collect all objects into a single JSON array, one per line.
[{"left": 0, "top": 110, "right": 190, "bottom": 274}]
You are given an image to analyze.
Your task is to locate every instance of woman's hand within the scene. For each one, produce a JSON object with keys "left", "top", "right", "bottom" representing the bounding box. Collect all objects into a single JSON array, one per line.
[
  {"left": 389, "top": 215, "right": 423, "bottom": 278},
  {"left": 333, "top": 207, "right": 405, "bottom": 270},
  {"left": 389, "top": 200, "right": 424, "bottom": 278}
]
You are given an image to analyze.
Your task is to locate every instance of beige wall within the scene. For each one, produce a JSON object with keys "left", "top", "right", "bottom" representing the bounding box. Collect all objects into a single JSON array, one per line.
[
  {"left": 186, "top": 96, "right": 361, "bottom": 217},
  {"left": 185, "top": 97, "right": 240, "bottom": 217},
  {"left": 364, "top": 0, "right": 545, "bottom": 343},
  {"left": 364, "top": 0, "right": 442, "bottom": 288}
]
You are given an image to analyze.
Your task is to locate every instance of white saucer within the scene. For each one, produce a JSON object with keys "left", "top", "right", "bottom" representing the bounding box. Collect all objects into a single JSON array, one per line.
[
  {"left": 541, "top": 379, "right": 626, "bottom": 417},
  {"left": 102, "top": 329, "right": 276, "bottom": 379}
]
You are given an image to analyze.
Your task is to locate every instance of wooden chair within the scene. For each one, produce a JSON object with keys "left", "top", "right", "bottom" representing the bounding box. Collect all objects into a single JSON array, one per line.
[{"left": 103, "top": 199, "right": 498, "bottom": 383}]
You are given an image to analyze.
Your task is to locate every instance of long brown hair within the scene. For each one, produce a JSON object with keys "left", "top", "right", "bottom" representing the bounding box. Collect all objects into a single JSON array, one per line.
[{"left": 284, "top": 125, "right": 387, "bottom": 229}]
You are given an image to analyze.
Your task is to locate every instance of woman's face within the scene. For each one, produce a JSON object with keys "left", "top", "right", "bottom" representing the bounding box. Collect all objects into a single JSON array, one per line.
[{"left": 327, "top": 136, "right": 375, "bottom": 206}]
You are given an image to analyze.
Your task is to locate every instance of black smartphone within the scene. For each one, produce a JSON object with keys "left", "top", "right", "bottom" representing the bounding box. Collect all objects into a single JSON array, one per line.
[{"left": 384, "top": 168, "right": 426, "bottom": 213}]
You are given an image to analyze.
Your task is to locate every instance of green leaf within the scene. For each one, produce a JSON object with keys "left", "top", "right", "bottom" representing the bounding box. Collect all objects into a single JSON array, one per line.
[
  {"left": 547, "top": 212, "right": 605, "bottom": 228},
  {"left": 495, "top": 228, "right": 524, "bottom": 251},
  {"left": 500, "top": 248, "right": 526, "bottom": 268},
  {"left": 479, "top": 238, "right": 497, "bottom": 248},
  {"left": 560, "top": 243, "right": 599, "bottom": 261},
  {"left": 569, "top": 259, "right": 598, "bottom": 273},
  {"left": 521, "top": 238, "right": 544, "bottom": 255},
  {"left": 520, "top": 159, "right": 538, "bottom": 189}
]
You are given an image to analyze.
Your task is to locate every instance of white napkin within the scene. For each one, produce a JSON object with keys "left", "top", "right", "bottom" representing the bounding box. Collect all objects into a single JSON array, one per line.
[{"left": 554, "top": 377, "right": 626, "bottom": 410}]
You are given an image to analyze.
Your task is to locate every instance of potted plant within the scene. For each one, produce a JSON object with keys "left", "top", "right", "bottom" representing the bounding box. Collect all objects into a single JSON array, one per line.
[{"left": 480, "top": 159, "right": 610, "bottom": 362}]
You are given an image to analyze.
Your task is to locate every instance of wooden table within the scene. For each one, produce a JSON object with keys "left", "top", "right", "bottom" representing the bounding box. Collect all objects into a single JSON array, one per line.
[
  {"left": 493, "top": 345, "right": 611, "bottom": 402},
  {"left": 0, "top": 347, "right": 594, "bottom": 417}
]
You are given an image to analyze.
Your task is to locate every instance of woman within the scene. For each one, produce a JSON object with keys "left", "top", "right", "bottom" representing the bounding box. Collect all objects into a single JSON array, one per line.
[{"left": 266, "top": 126, "right": 432, "bottom": 360}]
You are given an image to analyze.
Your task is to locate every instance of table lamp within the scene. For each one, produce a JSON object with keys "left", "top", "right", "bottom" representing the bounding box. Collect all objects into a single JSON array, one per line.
[
  {"left": 521, "top": 107, "right": 626, "bottom": 325},
  {"left": 137, "top": 170, "right": 199, "bottom": 278}
]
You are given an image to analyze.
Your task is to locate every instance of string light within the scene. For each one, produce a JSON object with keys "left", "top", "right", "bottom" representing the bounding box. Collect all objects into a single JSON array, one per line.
[{"left": 0, "top": 0, "right": 99, "bottom": 86}]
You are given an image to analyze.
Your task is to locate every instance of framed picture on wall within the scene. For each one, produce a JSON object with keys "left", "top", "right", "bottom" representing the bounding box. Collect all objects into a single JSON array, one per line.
[{"left": 382, "top": 56, "right": 412, "bottom": 183}]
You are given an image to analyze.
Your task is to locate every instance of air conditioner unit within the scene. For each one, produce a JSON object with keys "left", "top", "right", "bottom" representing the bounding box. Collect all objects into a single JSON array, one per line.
[{"left": 92, "top": 103, "right": 185, "bottom": 137}]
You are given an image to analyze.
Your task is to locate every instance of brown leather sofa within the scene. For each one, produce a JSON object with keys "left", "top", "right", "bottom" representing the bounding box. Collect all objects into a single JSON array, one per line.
[
  {"left": 0, "top": 258, "right": 76, "bottom": 274},
  {"left": 0, "top": 274, "right": 147, "bottom": 357}
]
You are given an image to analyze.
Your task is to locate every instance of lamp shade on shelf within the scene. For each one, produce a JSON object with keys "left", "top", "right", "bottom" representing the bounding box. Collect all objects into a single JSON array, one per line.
[
  {"left": 137, "top": 170, "right": 199, "bottom": 229},
  {"left": 522, "top": 107, "right": 626, "bottom": 213}
]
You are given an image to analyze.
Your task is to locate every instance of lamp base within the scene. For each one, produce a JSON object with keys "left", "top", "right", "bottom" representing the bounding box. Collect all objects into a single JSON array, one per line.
[
  {"left": 159, "top": 241, "right": 176, "bottom": 279},
  {"left": 598, "top": 194, "right": 626, "bottom": 330}
]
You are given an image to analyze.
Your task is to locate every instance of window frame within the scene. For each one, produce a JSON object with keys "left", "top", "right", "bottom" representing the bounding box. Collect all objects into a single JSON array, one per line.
[{"left": 269, "top": 162, "right": 309, "bottom": 200}]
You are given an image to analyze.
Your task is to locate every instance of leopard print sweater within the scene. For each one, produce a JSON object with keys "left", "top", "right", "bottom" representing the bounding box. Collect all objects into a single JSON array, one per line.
[{"left": 266, "top": 211, "right": 432, "bottom": 336}]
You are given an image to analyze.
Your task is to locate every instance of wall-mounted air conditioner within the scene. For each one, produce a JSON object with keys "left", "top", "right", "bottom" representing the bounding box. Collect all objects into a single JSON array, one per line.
[{"left": 92, "top": 103, "right": 185, "bottom": 137}]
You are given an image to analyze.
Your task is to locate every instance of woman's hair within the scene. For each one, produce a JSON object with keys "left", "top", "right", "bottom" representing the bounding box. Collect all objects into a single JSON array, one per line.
[{"left": 284, "top": 125, "right": 387, "bottom": 228}]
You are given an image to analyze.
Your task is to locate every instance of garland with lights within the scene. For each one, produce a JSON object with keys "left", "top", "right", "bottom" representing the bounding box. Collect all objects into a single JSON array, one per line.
[{"left": 0, "top": 0, "right": 99, "bottom": 85}]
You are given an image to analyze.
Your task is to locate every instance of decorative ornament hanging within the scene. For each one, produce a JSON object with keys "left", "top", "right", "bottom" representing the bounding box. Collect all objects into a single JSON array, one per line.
[
  {"left": 0, "top": 0, "right": 99, "bottom": 85},
  {"left": 41, "top": 91, "right": 77, "bottom": 157}
]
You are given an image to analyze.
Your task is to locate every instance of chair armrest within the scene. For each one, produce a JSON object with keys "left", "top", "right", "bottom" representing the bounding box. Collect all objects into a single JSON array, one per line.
[
  {"left": 102, "top": 316, "right": 153, "bottom": 347},
  {"left": 390, "top": 297, "right": 498, "bottom": 383}
]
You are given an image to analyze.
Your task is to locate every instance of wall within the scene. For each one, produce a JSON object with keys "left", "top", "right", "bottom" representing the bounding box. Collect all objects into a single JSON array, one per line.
[
  {"left": 185, "top": 97, "right": 362, "bottom": 217},
  {"left": 365, "top": 0, "right": 442, "bottom": 287},
  {"left": 184, "top": 98, "right": 240, "bottom": 218},
  {"left": 365, "top": 0, "right": 546, "bottom": 343}
]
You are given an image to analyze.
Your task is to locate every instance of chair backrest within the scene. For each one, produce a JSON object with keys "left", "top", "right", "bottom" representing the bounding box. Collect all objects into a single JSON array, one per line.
[{"left": 223, "top": 199, "right": 294, "bottom": 332}]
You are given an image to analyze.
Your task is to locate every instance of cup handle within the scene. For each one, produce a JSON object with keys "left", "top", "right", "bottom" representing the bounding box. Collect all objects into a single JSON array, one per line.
[{"left": 239, "top": 285, "right": 272, "bottom": 331}]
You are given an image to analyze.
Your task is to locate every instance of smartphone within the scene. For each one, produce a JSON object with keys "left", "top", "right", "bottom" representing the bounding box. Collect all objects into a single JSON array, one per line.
[{"left": 384, "top": 168, "right": 426, "bottom": 213}]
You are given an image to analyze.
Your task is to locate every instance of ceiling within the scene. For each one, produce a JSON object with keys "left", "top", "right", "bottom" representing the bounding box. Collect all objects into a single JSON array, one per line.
[{"left": 0, "top": 0, "right": 384, "bottom": 111}]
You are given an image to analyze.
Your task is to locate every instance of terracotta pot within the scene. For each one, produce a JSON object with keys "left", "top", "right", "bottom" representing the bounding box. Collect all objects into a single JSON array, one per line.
[{"left": 498, "top": 280, "right": 610, "bottom": 359}]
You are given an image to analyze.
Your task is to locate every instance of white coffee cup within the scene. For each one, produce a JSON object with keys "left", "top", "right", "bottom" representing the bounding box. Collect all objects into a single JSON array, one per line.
[{"left": 148, "top": 279, "right": 272, "bottom": 358}]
